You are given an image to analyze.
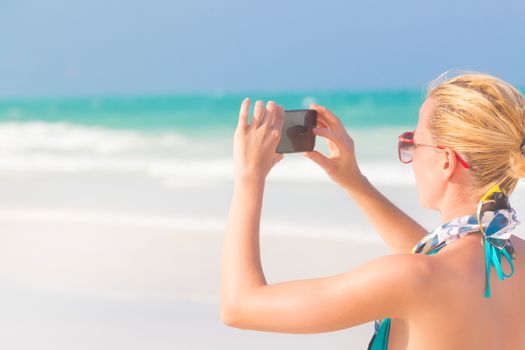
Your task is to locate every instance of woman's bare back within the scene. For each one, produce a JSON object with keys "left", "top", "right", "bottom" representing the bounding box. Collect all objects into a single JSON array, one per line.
[{"left": 387, "top": 233, "right": 525, "bottom": 350}]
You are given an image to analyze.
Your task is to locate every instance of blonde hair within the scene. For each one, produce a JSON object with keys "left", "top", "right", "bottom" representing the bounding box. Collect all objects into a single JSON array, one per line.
[{"left": 425, "top": 70, "right": 525, "bottom": 197}]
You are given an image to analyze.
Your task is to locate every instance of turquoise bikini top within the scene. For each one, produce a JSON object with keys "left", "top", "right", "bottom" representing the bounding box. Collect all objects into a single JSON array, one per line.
[{"left": 368, "top": 184, "right": 520, "bottom": 350}]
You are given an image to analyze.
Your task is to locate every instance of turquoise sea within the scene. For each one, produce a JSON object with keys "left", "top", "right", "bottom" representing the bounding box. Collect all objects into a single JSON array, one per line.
[
  {"left": 0, "top": 90, "right": 424, "bottom": 133},
  {"left": 1, "top": 89, "right": 520, "bottom": 188}
]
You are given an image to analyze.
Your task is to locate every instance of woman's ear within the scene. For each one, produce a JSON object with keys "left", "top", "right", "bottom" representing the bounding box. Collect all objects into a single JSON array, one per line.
[{"left": 441, "top": 147, "right": 458, "bottom": 181}]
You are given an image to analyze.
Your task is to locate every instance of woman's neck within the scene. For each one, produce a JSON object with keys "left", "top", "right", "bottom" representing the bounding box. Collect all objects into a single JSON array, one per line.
[{"left": 439, "top": 189, "right": 479, "bottom": 223}]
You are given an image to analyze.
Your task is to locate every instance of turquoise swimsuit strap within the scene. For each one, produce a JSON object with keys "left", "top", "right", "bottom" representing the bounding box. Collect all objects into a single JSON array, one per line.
[
  {"left": 484, "top": 238, "right": 515, "bottom": 298},
  {"left": 368, "top": 318, "right": 391, "bottom": 350}
]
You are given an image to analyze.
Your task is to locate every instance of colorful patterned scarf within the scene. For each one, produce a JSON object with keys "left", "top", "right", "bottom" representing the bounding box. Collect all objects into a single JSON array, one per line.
[{"left": 368, "top": 184, "right": 519, "bottom": 350}]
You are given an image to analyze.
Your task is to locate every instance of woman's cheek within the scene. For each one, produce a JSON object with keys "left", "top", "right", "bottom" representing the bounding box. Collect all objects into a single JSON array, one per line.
[{"left": 413, "top": 152, "right": 441, "bottom": 210}]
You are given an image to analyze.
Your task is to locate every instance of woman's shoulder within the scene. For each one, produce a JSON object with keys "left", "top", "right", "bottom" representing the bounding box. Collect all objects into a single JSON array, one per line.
[
  {"left": 363, "top": 253, "right": 438, "bottom": 291},
  {"left": 420, "top": 233, "right": 525, "bottom": 295}
]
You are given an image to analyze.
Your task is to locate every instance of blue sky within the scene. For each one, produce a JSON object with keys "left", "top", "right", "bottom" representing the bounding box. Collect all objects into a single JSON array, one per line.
[{"left": 1, "top": 0, "right": 524, "bottom": 97}]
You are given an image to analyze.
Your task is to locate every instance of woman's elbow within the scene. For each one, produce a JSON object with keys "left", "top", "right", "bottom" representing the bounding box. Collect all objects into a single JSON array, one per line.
[{"left": 220, "top": 301, "right": 242, "bottom": 327}]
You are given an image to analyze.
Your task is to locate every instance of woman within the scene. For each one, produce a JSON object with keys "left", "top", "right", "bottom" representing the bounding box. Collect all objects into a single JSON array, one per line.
[{"left": 220, "top": 72, "right": 525, "bottom": 349}]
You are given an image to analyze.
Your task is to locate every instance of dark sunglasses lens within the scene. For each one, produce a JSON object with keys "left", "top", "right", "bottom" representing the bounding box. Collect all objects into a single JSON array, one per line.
[{"left": 399, "top": 133, "right": 415, "bottom": 162}]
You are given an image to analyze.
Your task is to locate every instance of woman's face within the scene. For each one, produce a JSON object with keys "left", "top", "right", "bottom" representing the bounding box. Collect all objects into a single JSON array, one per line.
[{"left": 412, "top": 97, "right": 446, "bottom": 210}]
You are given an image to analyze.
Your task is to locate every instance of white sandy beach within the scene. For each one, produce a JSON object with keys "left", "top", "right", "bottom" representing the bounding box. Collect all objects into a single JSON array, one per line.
[{"left": 1, "top": 170, "right": 524, "bottom": 349}]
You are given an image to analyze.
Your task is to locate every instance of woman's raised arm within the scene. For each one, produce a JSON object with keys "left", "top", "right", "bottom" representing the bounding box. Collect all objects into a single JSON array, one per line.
[
  {"left": 304, "top": 104, "right": 428, "bottom": 253},
  {"left": 220, "top": 98, "right": 432, "bottom": 333}
]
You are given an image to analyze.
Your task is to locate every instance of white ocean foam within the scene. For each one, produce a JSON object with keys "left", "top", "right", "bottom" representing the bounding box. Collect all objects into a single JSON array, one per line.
[
  {"left": 0, "top": 208, "right": 382, "bottom": 244},
  {"left": 0, "top": 121, "right": 415, "bottom": 188},
  {"left": 0, "top": 121, "right": 190, "bottom": 154}
]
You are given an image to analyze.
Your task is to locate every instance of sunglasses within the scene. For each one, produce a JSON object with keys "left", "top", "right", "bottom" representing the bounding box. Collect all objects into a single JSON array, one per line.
[{"left": 397, "top": 131, "right": 470, "bottom": 169}]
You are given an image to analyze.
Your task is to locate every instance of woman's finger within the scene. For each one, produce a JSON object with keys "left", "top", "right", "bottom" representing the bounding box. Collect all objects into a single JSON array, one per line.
[
  {"left": 237, "top": 97, "right": 250, "bottom": 130},
  {"left": 315, "top": 119, "right": 328, "bottom": 129},
  {"left": 264, "top": 100, "right": 276, "bottom": 128},
  {"left": 272, "top": 105, "right": 285, "bottom": 135},
  {"left": 316, "top": 113, "right": 335, "bottom": 128},
  {"left": 309, "top": 103, "right": 342, "bottom": 129},
  {"left": 315, "top": 110, "right": 341, "bottom": 130},
  {"left": 313, "top": 127, "right": 343, "bottom": 148},
  {"left": 252, "top": 100, "right": 266, "bottom": 127},
  {"left": 303, "top": 150, "right": 330, "bottom": 169}
]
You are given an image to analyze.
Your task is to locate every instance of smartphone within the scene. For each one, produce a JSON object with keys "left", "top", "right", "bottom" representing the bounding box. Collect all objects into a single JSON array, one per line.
[{"left": 276, "top": 109, "right": 317, "bottom": 154}]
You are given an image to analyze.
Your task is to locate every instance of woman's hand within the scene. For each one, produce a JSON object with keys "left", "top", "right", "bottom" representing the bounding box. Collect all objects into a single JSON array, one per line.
[
  {"left": 303, "top": 104, "right": 365, "bottom": 190},
  {"left": 233, "top": 98, "right": 285, "bottom": 181}
]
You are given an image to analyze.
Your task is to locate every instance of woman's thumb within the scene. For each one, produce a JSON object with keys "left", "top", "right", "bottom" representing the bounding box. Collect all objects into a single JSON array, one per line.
[{"left": 303, "top": 150, "right": 329, "bottom": 168}]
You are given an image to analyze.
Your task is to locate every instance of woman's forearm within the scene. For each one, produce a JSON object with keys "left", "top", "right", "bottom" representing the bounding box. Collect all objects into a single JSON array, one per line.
[
  {"left": 344, "top": 175, "right": 428, "bottom": 254},
  {"left": 220, "top": 175, "right": 268, "bottom": 316}
]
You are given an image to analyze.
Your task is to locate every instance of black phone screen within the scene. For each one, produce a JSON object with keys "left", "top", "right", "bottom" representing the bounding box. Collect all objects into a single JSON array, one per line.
[{"left": 275, "top": 109, "right": 317, "bottom": 154}]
